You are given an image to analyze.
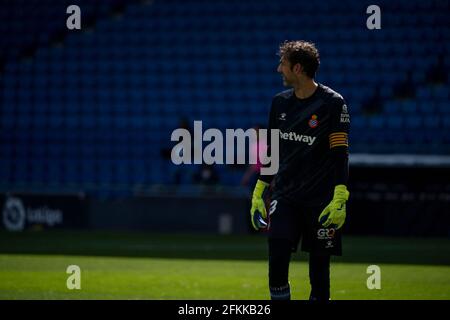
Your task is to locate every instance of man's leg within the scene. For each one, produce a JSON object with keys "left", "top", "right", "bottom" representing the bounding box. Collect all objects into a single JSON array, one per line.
[
  {"left": 268, "top": 238, "right": 292, "bottom": 300},
  {"left": 308, "top": 253, "right": 330, "bottom": 301},
  {"left": 302, "top": 201, "right": 341, "bottom": 301}
]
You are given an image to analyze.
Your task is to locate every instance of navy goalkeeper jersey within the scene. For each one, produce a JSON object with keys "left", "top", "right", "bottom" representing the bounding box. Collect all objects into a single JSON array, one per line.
[{"left": 260, "top": 83, "right": 350, "bottom": 206}]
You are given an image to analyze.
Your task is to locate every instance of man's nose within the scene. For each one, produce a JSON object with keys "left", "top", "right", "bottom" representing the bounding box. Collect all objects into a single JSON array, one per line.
[{"left": 277, "top": 65, "right": 282, "bottom": 73}]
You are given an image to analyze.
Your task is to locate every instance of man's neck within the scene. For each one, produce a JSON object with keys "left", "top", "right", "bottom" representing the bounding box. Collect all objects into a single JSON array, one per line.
[{"left": 294, "top": 80, "right": 318, "bottom": 99}]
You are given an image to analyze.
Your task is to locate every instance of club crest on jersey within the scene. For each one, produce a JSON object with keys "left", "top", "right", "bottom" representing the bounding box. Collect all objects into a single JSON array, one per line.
[
  {"left": 308, "top": 114, "right": 319, "bottom": 128},
  {"left": 279, "top": 113, "right": 287, "bottom": 121}
]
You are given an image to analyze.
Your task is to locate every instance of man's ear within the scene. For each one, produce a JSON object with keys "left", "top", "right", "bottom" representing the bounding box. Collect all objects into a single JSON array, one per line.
[{"left": 293, "top": 63, "right": 303, "bottom": 75}]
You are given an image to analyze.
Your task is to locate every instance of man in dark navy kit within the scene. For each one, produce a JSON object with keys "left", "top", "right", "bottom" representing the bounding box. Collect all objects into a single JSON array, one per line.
[{"left": 250, "top": 41, "right": 350, "bottom": 301}]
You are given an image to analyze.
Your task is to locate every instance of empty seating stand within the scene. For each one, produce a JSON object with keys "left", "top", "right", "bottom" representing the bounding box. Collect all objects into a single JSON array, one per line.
[{"left": 0, "top": 0, "right": 448, "bottom": 195}]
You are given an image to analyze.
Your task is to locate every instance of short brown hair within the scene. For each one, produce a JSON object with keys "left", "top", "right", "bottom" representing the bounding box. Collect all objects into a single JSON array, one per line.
[{"left": 278, "top": 40, "right": 320, "bottom": 78}]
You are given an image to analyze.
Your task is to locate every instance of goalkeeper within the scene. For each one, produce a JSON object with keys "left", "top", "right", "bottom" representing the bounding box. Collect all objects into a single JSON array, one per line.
[{"left": 250, "top": 41, "right": 350, "bottom": 301}]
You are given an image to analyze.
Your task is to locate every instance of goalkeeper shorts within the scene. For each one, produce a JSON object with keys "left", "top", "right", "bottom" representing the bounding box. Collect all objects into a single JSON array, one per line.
[{"left": 267, "top": 197, "right": 342, "bottom": 256}]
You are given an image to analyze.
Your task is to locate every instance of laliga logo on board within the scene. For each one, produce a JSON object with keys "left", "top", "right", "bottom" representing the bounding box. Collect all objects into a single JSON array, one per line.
[
  {"left": 2, "top": 197, "right": 26, "bottom": 231},
  {"left": 2, "top": 197, "right": 64, "bottom": 231}
]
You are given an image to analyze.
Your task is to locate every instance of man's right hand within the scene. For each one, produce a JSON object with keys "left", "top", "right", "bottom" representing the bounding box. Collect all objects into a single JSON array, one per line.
[{"left": 250, "top": 180, "right": 269, "bottom": 230}]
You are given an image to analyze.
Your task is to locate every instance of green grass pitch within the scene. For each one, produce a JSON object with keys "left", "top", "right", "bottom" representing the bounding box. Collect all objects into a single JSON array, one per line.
[{"left": 0, "top": 231, "right": 449, "bottom": 300}]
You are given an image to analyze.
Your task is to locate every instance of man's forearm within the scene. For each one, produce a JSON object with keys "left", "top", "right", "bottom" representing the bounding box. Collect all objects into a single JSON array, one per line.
[
  {"left": 332, "top": 148, "right": 349, "bottom": 186},
  {"left": 258, "top": 172, "right": 274, "bottom": 185}
]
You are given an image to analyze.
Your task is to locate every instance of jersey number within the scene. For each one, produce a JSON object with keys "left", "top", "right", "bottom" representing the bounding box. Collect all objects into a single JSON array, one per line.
[{"left": 269, "top": 200, "right": 278, "bottom": 215}]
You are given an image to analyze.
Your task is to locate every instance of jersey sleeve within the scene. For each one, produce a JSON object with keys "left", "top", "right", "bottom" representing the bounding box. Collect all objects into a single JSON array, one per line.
[
  {"left": 258, "top": 97, "right": 277, "bottom": 184},
  {"left": 329, "top": 97, "right": 350, "bottom": 149},
  {"left": 328, "top": 97, "right": 350, "bottom": 186}
]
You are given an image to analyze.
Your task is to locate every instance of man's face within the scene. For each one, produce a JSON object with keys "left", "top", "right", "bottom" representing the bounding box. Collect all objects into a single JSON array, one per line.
[{"left": 277, "top": 56, "right": 297, "bottom": 87}]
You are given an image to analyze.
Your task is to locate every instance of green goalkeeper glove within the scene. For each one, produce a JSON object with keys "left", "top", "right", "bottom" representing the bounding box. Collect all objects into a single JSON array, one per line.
[
  {"left": 318, "top": 185, "right": 350, "bottom": 230},
  {"left": 250, "top": 179, "right": 269, "bottom": 230}
]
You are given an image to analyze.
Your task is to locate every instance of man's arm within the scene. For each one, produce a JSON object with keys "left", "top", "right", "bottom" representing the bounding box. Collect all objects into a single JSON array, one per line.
[
  {"left": 258, "top": 97, "right": 277, "bottom": 185},
  {"left": 249, "top": 97, "right": 277, "bottom": 230},
  {"left": 329, "top": 98, "right": 350, "bottom": 186},
  {"left": 319, "top": 97, "right": 350, "bottom": 229}
]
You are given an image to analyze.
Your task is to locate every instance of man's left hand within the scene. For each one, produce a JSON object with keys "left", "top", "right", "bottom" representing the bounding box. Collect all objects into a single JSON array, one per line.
[{"left": 318, "top": 185, "right": 349, "bottom": 230}]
